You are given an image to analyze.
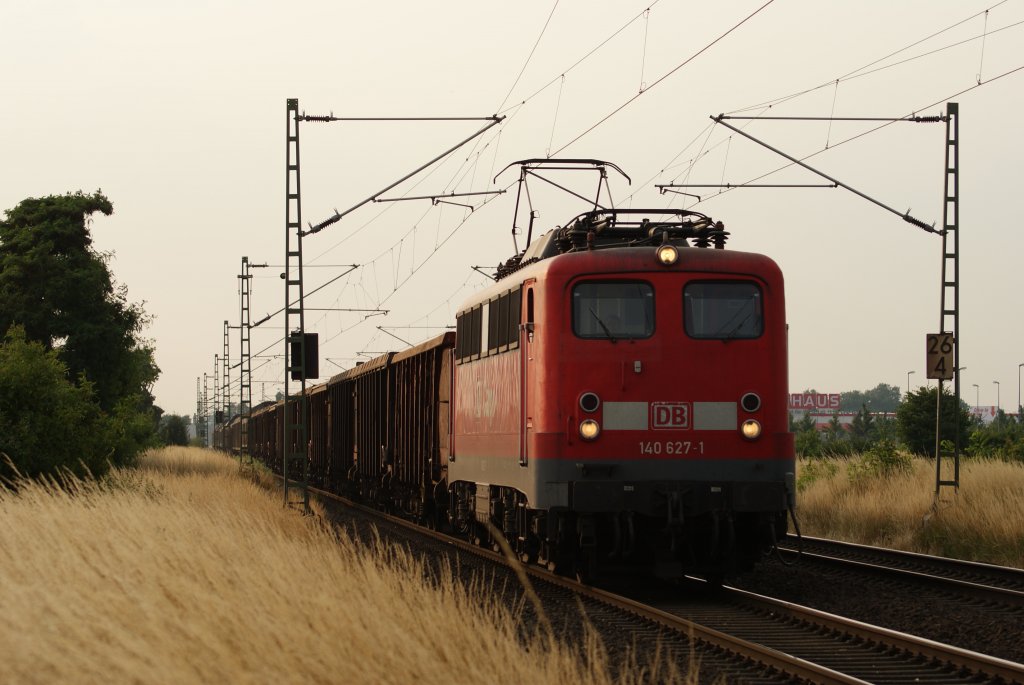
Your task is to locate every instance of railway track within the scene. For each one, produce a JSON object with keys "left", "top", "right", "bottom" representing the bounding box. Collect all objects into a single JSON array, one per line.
[
  {"left": 641, "top": 584, "right": 1024, "bottom": 685},
  {"left": 776, "top": 534, "right": 1024, "bottom": 607},
  {"left": 294, "top": 481, "right": 1024, "bottom": 684}
]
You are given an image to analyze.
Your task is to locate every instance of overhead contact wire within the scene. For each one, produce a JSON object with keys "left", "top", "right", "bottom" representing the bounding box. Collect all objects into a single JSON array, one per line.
[
  {"left": 825, "top": 80, "right": 839, "bottom": 149},
  {"left": 323, "top": 0, "right": 664, "bottom": 282},
  {"left": 719, "top": 136, "right": 732, "bottom": 189},
  {"left": 639, "top": 8, "right": 650, "bottom": 92},
  {"left": 977, "top": 10, "right": 990, "bottom": 84},
  {"left": 699, "top": 62, "right": 1024, "bottom": 205},
  {"left": 378, "top": 182, "right": 514, "bottom": 307},
  {"left": 552, "top": 0, "right": 776, "bottom": 156},
  {"left": 839, "top": 0, "right": 1008, "bottom": 82},
  {"left": 547, "top": 75, "right": 566, "bottom": 157},
  {"left": 496, "top": 0, "right": 561, "bottom": 113},
  {"left": 496, "top": 2, "right": 662, "bottom": 115},
  {"left": 725, "top": 1, "right": 1016, "bottom": 115}
]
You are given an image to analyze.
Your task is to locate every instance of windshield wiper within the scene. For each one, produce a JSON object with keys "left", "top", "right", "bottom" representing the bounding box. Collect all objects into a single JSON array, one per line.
[
  {"left": 721, "top": 311, "right": 754, "bottom": 341},
  {"left": 589, "top": 308, "right": 617, "bottom": 344},
  {"left": 712, "top": 302, "right": 753, "bottom": 340}
]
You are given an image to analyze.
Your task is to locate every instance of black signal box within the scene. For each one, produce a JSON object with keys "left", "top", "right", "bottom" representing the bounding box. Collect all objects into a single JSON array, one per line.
[{"left": 290, "top": 332, "right": 319, "bottom": 380}]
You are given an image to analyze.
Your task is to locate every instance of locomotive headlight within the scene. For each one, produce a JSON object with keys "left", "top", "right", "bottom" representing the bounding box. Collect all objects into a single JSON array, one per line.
[
  {"left": 656, "top": 244, "right": 679, "bottom": 266},
  {"left": 579, "top": 419, "right": 601, "bottom": 440},
  {"left": 741, "top": 419, "right": 762, "bottom": 440}
]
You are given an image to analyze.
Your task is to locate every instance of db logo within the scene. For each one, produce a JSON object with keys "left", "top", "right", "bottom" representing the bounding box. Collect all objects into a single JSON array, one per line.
[{"left": 651, "top": 402, "right": 691, "bottom": 430}]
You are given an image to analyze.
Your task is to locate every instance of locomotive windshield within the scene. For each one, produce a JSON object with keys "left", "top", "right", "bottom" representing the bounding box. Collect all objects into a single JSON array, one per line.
[
  {"left": 572, "top": 281, "right": 654, "bottom": 340},
  {"left": 684, "top": 281, "right": 763, "bottom": 339}
]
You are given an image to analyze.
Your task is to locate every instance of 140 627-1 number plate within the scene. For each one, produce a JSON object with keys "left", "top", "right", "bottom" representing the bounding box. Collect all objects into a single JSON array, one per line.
[{"left": 639, "top": 441, "right": 704, "bottom": 456}]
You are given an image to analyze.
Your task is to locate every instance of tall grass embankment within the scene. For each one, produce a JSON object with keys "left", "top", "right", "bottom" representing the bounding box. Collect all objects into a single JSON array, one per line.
[
  {"left": 0, "top": 447, "right": 690, "bottom": 684},
  {"left": 797, "top": 453, "right": 1024, "bottom": 568}
]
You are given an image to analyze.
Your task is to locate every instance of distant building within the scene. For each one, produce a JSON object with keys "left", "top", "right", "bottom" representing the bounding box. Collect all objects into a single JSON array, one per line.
[
  {"left": 788, "top": 392, "right": 895, "bottom": 430},
  {"left": 789, "top": 392, "right": 840, "bottom": 412},
  {"left": 970, "top": 406, "right": 1016, "bottom": 425},
  {"left": 792, "top": 393, "right": 1017, "bottom": 431}
]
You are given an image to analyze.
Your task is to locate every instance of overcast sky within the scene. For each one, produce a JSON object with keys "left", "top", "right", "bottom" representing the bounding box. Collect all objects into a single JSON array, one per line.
[{"left": 3, "top": 1, "right": 1023, "bottom": 417}]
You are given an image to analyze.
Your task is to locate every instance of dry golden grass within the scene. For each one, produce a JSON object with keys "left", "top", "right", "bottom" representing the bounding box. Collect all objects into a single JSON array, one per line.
[
  {"left": 0, "top": 447, "right": 695, "bottom": 684},
  {"left": 797, "top": 456, "right": 1024, "bottom": 568}
]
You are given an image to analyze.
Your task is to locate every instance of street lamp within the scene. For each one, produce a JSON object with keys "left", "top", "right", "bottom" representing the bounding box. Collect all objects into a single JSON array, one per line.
[
  {"left": 906, "top": 370, "right": 915, "bottom": 397},
  {"left": 993, "top": 380, "right": 1001, "bottom": 411},
  {"left": 972, "top": 383, "right": 979, "bottom": 410}
]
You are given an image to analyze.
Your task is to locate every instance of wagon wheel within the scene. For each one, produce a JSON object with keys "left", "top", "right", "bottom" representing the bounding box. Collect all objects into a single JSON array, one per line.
[{"left": 421, "top": 500, "right": 440, "bottom": 531}]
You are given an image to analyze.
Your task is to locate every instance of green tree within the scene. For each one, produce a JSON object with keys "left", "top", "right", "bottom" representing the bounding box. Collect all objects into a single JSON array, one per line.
[
  {"left": 896, "top": 386, "right": 973, "bottom": 457},
  {"left": 0, "top": 327, "right": 113, "bottom": 479},
  {"left": 824, "top": 412, "right": 843, "bottom": 442},
  {"left": 840, "top": 383, "right": 901, "bottom": 412},
  {"left": 793, "top": 412, "right": 822, "bottom": 457},
  {"left": 821, "top": 412, "right": 855, "bottom": 456},
  {"left": 0, "top": 192, "right": 160, "bottom": 470},
  {"left": 839, "top": 389, "right": 867, "bottom": 412},
  {"left": 795, "top": 427, "right": 822, "bottom": 457},
  {"left": 159, "top": 414, "right": 191, "bottom": 446},
  {"left": 848, "top": 404, "right": 879, "bottom": 452},
  {"left": 0, "top": 191, "right": 159, "bottom": 413},
  {"left": 796, "top": 412, "right": 815, "bottom": 432},
  {"left": 875, "top": 415, "right": 898, "bottom": 441}
]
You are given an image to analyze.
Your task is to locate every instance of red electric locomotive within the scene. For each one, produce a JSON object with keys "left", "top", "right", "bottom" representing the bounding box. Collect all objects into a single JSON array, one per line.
[
  {"left": 222, "top": 167, "right": 794, "bottom": 581},
  {"left": 448, "top": 208, "right": 794, "bottom": 579}
]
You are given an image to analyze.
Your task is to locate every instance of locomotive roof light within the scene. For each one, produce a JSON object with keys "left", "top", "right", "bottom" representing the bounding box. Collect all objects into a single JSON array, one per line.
[
  {"left": 656, "top": 244, "right": 679, "bottom": 266},
  {"left": 579, "top": 419, "right": 601, "bottom": 441},
  {"left": 741, "top": 419, "right": 762, "bottom": 440}
]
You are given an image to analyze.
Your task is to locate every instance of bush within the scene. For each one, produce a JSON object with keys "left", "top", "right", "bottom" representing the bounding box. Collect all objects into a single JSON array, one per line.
[
  {"left": 967, "top": 415, "right": 1024, "bottom": 462},
  {"left": 821, "top": 438, "right": 856, "bottom": 458},
  {"left": 795, "top": 428, "right": 822, "bottom": 457},
  {"left": 797, "top": 457, "right": 838, "bottom": 492},
  {"left": 0, "top": 327, "right": 114, "bottom": 479},
  {"left": 846, "top": 439, "right": 912, "bottom": 485},
  {"left": 896, "top": 386, "right": 973, "bottom": 456},
  {"left": 108, "top": 395, "right": 160, "bottom": 468},
  {"left": 158, "top": 414, "right": 191, "bottom": 446}
]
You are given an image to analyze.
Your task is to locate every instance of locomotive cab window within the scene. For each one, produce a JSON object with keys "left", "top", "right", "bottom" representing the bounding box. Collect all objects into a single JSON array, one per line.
[
  {"left": 572, "top": 281, "right": 654, "bottom": 340},
  {"left": 684, "top": 281, "right": 763, "bottom": 339}
]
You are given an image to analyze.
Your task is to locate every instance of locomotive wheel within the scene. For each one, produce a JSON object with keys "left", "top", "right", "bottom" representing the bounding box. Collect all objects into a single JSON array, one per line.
[
  {"left": 540, "top": 547, "right": 570, "bottom": 576},
  {"left": 575, "top": 549, "right": 599, "bottom": 585},
  {"left": 518, "top": 540, "right": 538, "bottom": 565},
  {"left": 424, "top": 504, "right": 441, "bottom": 531}
]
